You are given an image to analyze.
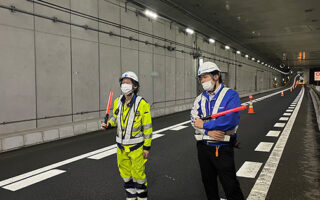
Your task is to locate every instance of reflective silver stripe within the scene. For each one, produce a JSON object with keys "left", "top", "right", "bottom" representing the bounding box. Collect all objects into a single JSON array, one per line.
[
  {"left": 200, "top": 94, "right": 207, "bottom": 117},
  {"left": 124, "top": 96, "right": 142, "bottom": 141},
  {"left": 133, "top": 131, "right": 143, "bottom": 138},
  {"left": 143, "top": 123, "right": 152, "bottom": 130},
  {"left": 133, "top": 178, "right": 146, "bottom": 184},
  {"left": 136, "top": 188, "right": 147, "bottom": 194},
  {"left": 125, "top": 188, "right": 136, "bottom": 194},
  {"left": 132, "top": 126, "right": 141, "bottom": 132},
  {"left": 123, "top": 177, "right": 132, "bottom": 182},
  {"left": 116, "top": 136, "right": 144, "bottom": 145},
  {"left": 109, "top": 116, "right": 116, "bottom": 123},
  {"left": 116, "top": 95, "right": 124, "bottom": 143},
  {"left": 212, "top": 88, "right": 229, "bottom": 115},
  {"left": 144, "top": 133, "right": 152, "bottom": 139}
]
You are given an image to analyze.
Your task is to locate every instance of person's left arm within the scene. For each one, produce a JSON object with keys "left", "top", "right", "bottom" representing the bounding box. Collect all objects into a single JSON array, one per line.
[{"left": 141, "top": 101, "right": 152, "bottom": 158}]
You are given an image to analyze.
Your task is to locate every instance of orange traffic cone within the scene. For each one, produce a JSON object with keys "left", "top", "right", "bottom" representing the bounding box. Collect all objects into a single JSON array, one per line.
[
  {"left": 248, "top": 96, "right": 254, "bottom": 114},
  {"left": 281, "top": 91, "right": 284, "bottom": 96}
]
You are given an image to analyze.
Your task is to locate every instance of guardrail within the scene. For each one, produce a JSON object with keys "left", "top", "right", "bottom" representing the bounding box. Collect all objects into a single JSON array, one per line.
[{"left": 309, "top": 85, "right": 320, "bottom": 131}]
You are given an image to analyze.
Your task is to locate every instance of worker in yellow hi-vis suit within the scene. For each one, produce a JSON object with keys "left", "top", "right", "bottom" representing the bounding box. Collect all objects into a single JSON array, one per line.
[{"left": 101, "top": 71, "right": 152, "bottom": 200}]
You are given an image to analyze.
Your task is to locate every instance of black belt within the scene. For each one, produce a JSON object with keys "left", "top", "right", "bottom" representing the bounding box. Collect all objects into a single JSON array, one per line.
[{"left": 117, "top": 142, "right": 144, "bottom": 152}]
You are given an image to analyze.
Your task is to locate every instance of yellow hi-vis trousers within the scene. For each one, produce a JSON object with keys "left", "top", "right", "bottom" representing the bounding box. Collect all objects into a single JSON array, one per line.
[{"left": 117, "top": 145, "right": 148, "bottom": 198}]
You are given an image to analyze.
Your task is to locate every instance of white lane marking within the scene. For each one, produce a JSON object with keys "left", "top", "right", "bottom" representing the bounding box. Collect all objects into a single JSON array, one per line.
[
  {"left": 286, "top": 109, "right": 293, "bottom": 112},
  {"left": 88, "top": 148, "right": 117, "bottom": 160},
  {"left": 0, "top": 144, "right": 116, "bottom": 187},
  {"left": 283, "top": 113, "right": 291, "bottom": 116},
  {"left": 0, "top": 122, "right": 189, "bottom": 187},
  {"left": 288, "top": 107, "right": 295, "bottom": 109},
  {"left": 255, "top": 142, "right": 274, "bottom": 152},
  {"left": 236, "top": 161, "right": 263, "bottom": 178},
  {"left": 3, "top": 170, "right": 65, "bottom": 191},
  {"left": 274, "top": 123, "right": 285, "bottom": 128},
  {"left": 279, "top": 117, "right": 289, "bottom": 121},
  {"left": 247, "top": 87, "right": 304, "bottom": 199},
  {"left": 170, "top": 125, "right": 188, "bottom": 131},
  {"left": 266, "top": 130, "right": 281, "bottom": 137}
]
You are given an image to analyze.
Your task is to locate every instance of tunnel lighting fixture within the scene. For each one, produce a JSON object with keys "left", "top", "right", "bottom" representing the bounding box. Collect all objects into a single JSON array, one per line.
[
  {"left": 236, "top": 50, "right": 241, "bottom": 55},
  {"left": 209, "top": 38, "right": 215, "bottom": 43},
  {"left": 265, "top": 64, "right": 268, "bottom": 66},
  {"left": 245, "top": 54, "right": 249, "bottom": 58},
  {"left": 251, "top": 57, "right": 255, "bottom": 61},
  {"left": 261, "top": 62, "right": 264, "bottom": 64},
  {"left": 257, "top": 60, "right": 260, "bottom": 63},
  {"left": 186, "top": 28, "right": 194, "bottom": 34},
  {"left": 225, "top": 45, "right": 230, "bottom": 50},
  {"left": 144, "top": 9, "right": 158, "bottom": 19}
]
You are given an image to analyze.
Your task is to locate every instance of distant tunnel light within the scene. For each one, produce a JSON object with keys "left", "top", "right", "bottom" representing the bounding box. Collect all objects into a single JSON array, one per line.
[
  {"left": 209, "top": 38, "right": 215, "bottom": 43},
  {"left": 251, "top": 57, "right": 255, "bottom": 61},
  {"left": 144, "top": 9, "right": 158, "bottom": 19},
  {"left": 257, "top": 60, "right": 260, "bottom": 63},
  {"left": 225, "top": 45, "right": 230, "bottom": 50},
  {"left": 186, "top": 28, "right": 194, "bottom": 34},
  {"left": 261, "top": 62, "right": 264, "bottom": 64},
  {"left": 236, "top": 50, "right": 241, "bottom": 55},
  {"left": 245, "top": 54, "right": 249, "bottom": 58},
  {"left": 265, "top": 64, "right": 268, "bottom": 66}
]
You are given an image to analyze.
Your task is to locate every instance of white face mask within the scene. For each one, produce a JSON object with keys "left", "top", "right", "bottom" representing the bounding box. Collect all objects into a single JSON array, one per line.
[
  {"left": 202, "top": 81, "right": 215, "bottom": 91},
  {"left": 121, "top": 84, "right": 133, "bottom": 95}
]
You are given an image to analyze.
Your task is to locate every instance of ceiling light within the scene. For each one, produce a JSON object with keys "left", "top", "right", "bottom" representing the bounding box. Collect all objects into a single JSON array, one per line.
[
  {"left": 245, "top": 54, "right": 249, "bottom": 58},
  {"left": 209, "top": 38, "right": 215, "bottom": 43},
  {"left": 236, "top": 50, "right": 241, "bottom": 55},
  {"left": 257, "top": 60, "right": 260, "bottom": 63},
  {"left": 251, "top": 57, "right": 255, "bottom": 61},
  {"left": 261, "top": 62, "right": 264, "bottom": 64},
  {"left": 144, "top": 9, "right": 158, "bottom": 19},
  {"left": 225, "top": 45, "right": 230, "bottom": 50},
  {"left": 185, "top": 28, "right": 194, "bottom": 34}
]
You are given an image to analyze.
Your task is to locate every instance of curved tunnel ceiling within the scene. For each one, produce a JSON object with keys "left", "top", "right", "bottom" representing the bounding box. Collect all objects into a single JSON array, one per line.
[{"left": 132, "top": 0, "right": 320, "bottom": 71}]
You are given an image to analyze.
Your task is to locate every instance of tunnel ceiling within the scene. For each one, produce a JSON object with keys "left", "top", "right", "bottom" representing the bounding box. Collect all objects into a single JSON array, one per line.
[{"left": 132, "top": 0, "right": 320, "bottom": 70}]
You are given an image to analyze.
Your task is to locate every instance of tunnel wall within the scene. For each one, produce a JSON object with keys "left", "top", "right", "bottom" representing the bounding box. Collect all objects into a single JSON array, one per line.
[{"left": 0, "top": 0, "right": 280, "bottom": 143}]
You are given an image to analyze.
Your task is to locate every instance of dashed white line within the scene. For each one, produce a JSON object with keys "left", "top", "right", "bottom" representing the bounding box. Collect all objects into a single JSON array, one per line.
[
  {"left": 3, "top": 169, "right": 66, "bottom": 191},
  {"left": 283, "top": 113, "right": 291, "bottom": 116},
  {"left": 279, "top": 117, "right": 289, "bottom": 121},
  {"left": 170, "top": 125, "right": 189, "bottom": 131},
  {"left": 255, "top": 142, "right": 274, "bottom": 152},
  {"left": 286, "top": 109, "right": 293, "bottom": 112},
  {"left": 274, "top": 123, "right": 286, "bottom": 128},
  {"left": 236, "top": 161, "right": 263, "bottom": 178},
  {"left": 266, "top": 130, "right": 281, "bottom": 137}
]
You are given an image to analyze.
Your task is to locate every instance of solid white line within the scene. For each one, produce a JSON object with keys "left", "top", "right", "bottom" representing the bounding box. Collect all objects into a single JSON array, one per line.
[
  {"left": 236, "top": 161, "right": 263, "bottom": 178},
  {"left": 274, "top": 123, "right": 285, "bottom": 128},
  {"left": 279, "top": 117, "right": 289, "bottom": 121},
  {"left": 283, "top": 113, "right": 291, "bottom": 116},
  {"left": 170, "top": 125, "right": 188, "bottom": 131},
  {"left": 266, "top": 130, "right": 281, "bottom": 137},
  {"left": 255, "top": 142, "right": 274, "bottom": 152},
  {"left": 247, "top": 87, "right": 304, "bottom": 199},
  {"left": 2, "top": 170, "right": 65, "bottom": 191},
  {"left": 88, "top": 148, "right": 117, "bottom": 160}
]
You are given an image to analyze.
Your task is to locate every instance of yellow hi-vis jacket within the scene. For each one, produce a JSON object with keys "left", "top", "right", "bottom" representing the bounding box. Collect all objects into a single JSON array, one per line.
[{"left": 108, "top": 95, "right": 152, "bottom": 151}]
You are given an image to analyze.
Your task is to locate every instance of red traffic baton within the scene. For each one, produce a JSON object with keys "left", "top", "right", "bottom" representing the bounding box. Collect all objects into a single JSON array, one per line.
[
  {"left": 200, "top": 105, "right": 247, "bottom": 120},
  {"left": 104, "top": 90, "right": 114, "bottom": 123}
]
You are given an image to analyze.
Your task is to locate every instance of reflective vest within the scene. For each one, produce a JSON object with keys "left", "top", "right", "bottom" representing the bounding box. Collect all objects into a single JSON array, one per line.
[
  {"left": 108, "top": 95, "right": 153, "bottom": 147},
  {"left": 193, "top": 87, "right": 238, "bottom": 142}
]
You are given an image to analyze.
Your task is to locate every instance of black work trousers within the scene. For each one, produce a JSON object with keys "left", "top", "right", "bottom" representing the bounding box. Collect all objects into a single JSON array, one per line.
[{"left": 197, "top": 141, "right": 244, "bottom": 200}]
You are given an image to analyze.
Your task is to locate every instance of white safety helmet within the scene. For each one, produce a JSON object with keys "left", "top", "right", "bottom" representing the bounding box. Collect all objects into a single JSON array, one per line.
[
  {"left": 119, "top": 71, "right": 139, "bottom": 83},
  {"left": 197, "top": 62, "right": 221, "bottom": 76}
]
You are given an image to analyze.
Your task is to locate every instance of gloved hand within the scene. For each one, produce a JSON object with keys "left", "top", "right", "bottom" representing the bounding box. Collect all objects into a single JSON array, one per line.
[{"left": 101, "top": 122, "right": 111, "bottom": 130}]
